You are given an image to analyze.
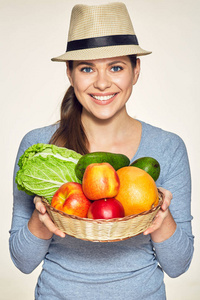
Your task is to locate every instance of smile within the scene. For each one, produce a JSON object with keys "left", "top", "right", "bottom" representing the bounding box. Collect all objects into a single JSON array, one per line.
[{"left": 91, "top": 94, "right": 116, "bottom": 101}]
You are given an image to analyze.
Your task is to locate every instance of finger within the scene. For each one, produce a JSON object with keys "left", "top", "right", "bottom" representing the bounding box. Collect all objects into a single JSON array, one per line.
[
  {"left": 34, "top": 196, "right": 46, "bottom": 214},
  {"left": 158, "top": 187, "right": 173, "bottom": 200},
  {"left": 143, "top": 210, "right": 168, "bottom": 235},
  {"left": 33, "top": 195, "right": 42, "bottom": 204},
  {"left": 158, "top": 187, "right": 173, "bottom": 211},
  {"left": 38, "top": 212, "right": 65, "bottom": 238},
  {"left": 143, "top": 215, "right": 160, "bottom": 235}
]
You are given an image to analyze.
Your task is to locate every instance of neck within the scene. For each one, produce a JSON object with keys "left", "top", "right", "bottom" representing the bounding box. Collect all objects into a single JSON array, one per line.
[{"left": 81, "top": 107, "right": 137, "bottom": 153}]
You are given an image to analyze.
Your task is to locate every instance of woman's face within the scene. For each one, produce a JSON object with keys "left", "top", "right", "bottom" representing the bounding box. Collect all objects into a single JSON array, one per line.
[{"left": 67, "top": 56, "right": 140, "bottom": 121}]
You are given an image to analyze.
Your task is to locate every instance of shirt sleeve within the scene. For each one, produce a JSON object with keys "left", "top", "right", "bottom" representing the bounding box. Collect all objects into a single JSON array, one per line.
[
  {"left": 152, "top": 134, "right": 194, "bottom": 277},
  {"left": 9, "top": 131, "right": 52, "bottom": 274}
]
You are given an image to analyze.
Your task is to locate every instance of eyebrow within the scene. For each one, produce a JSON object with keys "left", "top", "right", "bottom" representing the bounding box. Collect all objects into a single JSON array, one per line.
[
  {"left": 108, "top": 61, "right": 127, "bottom": 66},
  {"left": 76, "top": 60, "right": 127, "bottom": 67},
  {"left": 76, "top": 62, "right": 94, "bottom": 67}
]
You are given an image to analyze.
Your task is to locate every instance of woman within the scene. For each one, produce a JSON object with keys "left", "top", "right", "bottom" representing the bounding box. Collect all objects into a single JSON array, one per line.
[{"left": 9, "top": 3, "right": 194, "bottom": 299}]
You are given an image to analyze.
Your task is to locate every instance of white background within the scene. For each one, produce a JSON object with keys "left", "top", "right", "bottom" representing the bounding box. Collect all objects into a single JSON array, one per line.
[{"left": 1, "top": 0, "right": 200, "bottom": 299}]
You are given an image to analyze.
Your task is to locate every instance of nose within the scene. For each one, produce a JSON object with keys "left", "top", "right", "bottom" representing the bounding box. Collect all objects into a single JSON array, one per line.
[{"left": 93, "top": 70, "right": 111, "bottom": 90}]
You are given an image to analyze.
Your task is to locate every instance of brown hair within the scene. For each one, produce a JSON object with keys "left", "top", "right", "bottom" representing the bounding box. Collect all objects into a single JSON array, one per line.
[{"left": 50, "top": 55, "right": 137, "bottom": 154}]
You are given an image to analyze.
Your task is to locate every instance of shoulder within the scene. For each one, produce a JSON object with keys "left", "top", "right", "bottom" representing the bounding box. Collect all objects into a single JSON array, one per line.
[
  {"left": 140, "top": 121, "right": 186, "bottom": 152},
  {"left": 137, "top": 120, "right": 190, "bottom": 176},
  {"left": 16, "top": 124, "right": 59, "bottom": 160},
  {"left": 20, "top": 123, "right": 59, "bottom": 147},
  {"left": 139, "top": 121, "right": 190, "bottom": 187}
]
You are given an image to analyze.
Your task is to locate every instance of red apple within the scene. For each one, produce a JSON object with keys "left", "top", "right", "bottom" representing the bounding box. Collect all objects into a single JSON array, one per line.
[
  {"left": 51, "top": 182, "right": 91, "bottom": 218},
  {"left": 82, "top": 162, "right": 120, "bottom": 200},
  {"left": 87, "top": 198, "right": 125, "bottom": 219}
]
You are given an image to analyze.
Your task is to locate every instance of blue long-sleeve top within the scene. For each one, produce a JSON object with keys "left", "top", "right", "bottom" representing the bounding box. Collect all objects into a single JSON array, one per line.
[{"left": 9, "top": 121, "right": 194, "bottom": 300}]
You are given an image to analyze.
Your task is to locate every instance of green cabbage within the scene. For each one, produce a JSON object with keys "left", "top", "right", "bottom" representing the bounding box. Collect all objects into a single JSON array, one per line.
[{"left": 15, "top": 143, "right": 82, "bottom": 203}]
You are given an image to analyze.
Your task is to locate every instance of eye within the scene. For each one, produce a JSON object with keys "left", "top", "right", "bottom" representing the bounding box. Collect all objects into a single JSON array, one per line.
[
  {"left": 111, "top": 66, "right": 123, "bottom": 72},
  {"left": 81, "top": 67, "right": 93, "bottom": 73}
]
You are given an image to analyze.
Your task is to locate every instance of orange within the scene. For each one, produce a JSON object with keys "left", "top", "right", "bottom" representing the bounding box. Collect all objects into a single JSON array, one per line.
[{"left": 115, "top": 166, "right": 159, "bottom": 216}]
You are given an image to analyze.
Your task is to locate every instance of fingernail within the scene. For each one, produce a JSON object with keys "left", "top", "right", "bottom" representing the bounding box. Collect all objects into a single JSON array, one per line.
[
  {"left": 162, "top": 204, "right": 167, "bottom": 211},
  {"left": 40, "top": 207, "right": 46, "bottom": 214}
]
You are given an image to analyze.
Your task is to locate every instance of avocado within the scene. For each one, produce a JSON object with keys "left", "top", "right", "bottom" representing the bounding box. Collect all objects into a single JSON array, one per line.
[
  {"left": 130, "top": 157, "right": 160, "bottom": 181},
  {"left": 75, "top": 152, "right": 130, "bottom": 181}
]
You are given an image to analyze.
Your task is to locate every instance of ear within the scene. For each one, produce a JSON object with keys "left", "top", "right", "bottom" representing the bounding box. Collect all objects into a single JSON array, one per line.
[
  {"left": 133, "top": 58, "right": 140, "bottom": 85},
  {"left": 66, "top": 62, "right": 73, "bottom": 86}
]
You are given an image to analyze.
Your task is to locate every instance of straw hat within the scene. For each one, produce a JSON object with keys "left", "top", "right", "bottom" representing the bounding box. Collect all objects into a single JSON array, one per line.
[{"left": 51, "top": 2, "right": 151, "bottom": 62}]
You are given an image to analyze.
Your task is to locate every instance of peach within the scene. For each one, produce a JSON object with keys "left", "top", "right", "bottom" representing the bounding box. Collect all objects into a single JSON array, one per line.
[{"left": 82, "top": 162, "right": 120, "bottom": 200}]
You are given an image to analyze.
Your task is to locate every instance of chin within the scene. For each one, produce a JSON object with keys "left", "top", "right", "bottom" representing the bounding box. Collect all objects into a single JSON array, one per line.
[
  {"left": 94, "top": 108, "right": 120, "bottom": 120},
  {"left": 82, "top": 105, "right": 124, "bottom": 122},
  {"left": 95, "top": 114, "right": 116, "bottom": 121}
]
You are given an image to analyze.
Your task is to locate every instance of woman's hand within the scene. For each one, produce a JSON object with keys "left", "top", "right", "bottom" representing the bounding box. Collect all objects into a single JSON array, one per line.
[
  {"left": 143, "top": 187, "right": 177, "bottom": 242},
  {"left": 28, "top": 196, "right": 65, "bottom": 239}
]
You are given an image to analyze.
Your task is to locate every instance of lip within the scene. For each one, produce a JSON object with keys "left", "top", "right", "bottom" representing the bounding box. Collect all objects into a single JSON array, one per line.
[{"left": 89, "top": 93, "right": 118, "bottom": 105}]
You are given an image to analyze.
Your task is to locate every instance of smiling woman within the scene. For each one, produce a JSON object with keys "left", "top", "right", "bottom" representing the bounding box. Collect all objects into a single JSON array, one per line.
[
  {"left": 67, "top": 56, "right": 139, "bottom": 136},
  {"left": 50, "top": 55, "right": 138, "bottom": 154},
  {"left": 9, "top": 2, "right": 194, "bottom": 300}
]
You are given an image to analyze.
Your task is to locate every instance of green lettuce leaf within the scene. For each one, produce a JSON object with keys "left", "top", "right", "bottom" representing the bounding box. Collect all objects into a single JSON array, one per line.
[{"left": 15, "top": 143, "right": 82, "bottom": 203}]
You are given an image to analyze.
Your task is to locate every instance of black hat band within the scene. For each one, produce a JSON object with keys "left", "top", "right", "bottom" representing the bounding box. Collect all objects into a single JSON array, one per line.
[{"left": 66, "top": 34, "right": 139, "bottom": 52}]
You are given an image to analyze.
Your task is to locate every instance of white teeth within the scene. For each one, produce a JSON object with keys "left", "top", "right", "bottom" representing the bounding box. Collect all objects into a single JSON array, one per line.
[{"left": 92, "top": 94, "right": 116, "bottom": 101}]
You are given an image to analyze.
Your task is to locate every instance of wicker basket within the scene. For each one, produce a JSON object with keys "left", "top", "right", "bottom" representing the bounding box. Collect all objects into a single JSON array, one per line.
[{"left": 42, "top": 190, "right": 163, "bottom": 242}]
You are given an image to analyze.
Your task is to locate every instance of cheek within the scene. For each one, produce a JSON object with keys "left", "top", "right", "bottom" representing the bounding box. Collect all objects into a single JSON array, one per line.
[
  {"left": 115, "top": 71, "right": 134, "bottom": 89},
  {"left": 115, "top": 78, "right": 134, "bottom": 100},
  {"left": 125, "top": 78, "right": 134, "bottom": 91},
  {"left": 73, "top": 77, "right": 92, "bottom": 95}
]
